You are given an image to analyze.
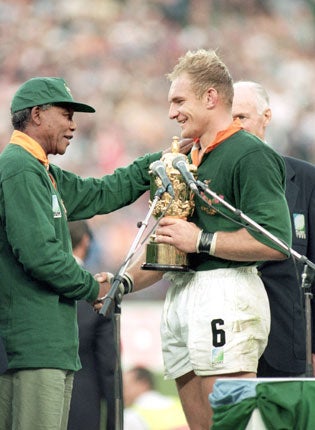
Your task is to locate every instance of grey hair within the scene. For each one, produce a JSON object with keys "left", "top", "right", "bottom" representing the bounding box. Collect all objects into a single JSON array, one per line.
[
  {"left": 11, "top": 104, "right": 53, "bottom": 131},
  {"left": 234, "top": 81, "right": 270, "bottom": 115}
]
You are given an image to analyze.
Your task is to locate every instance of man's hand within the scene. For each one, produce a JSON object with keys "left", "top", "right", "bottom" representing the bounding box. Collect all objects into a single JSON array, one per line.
[
  {"left": 155, "top": 217, "right": 200, "bottom": 253},
  {"left": 163, "top": 138, "right": 194, "bottom": 156},
  {"left": 178, "top": 138, "right": 194, "bottom": 155},
  {"left": 93, "top": 272, "right": 113, "bottom": 312}
]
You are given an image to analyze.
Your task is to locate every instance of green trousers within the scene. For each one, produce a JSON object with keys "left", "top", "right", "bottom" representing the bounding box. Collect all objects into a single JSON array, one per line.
[{"left": 0, "top": 368, "right": 74, "bottom": 430}]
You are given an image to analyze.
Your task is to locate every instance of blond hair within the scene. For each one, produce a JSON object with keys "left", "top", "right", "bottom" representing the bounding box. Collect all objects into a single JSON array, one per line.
[{"left": 167, "top": 49, "right": 234, "bottom": 106}]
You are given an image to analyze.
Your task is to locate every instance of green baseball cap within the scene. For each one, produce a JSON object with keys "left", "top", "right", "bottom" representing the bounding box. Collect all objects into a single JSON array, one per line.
[{"left": 11, "top": 77, "right": 95, "bottom": 113}]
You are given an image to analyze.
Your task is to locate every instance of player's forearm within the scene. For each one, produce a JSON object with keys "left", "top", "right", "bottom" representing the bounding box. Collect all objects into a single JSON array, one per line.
[
  {"left": 126, "top": 250, "right": 163, "bottom": 291},
  {"left": 212, "top": 228, "right": 287, "bottom": 261}
]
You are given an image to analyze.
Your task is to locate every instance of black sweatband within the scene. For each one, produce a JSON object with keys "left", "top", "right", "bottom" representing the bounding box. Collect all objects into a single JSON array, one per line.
[
  {"left": 197, "top": 231, "right": 214, "bottom": 254},
  {"left": 116, "top": 273, "right": 134, "bottom": 295}
]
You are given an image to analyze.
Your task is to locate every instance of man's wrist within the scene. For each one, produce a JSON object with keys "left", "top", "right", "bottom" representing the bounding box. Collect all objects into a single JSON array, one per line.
[
  {"left": 96, "top": 272, "right": 134, "bottom": 303},
  {"left": 120, "top": 272, "right": 134, "bottom": 294},
  {"left": 115, "top": 273, "right": 134, "bottom": 296},
  {"left": 196, "top": 231, "right": 217, "bottom": 256}
]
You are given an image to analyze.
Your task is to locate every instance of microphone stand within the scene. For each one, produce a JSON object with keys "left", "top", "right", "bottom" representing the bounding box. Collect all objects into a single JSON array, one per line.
[
  {"left": 302, "top": 265, "right": 314, "bottom": 377},
  {"left": 99, "top": 187, "right": 168, "bottom": 430},
  {"left": 195, "top": 179, "right": 315, "bottom": 377}
]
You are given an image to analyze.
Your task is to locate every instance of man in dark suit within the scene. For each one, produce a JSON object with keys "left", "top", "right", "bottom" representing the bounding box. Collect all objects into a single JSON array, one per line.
[
  {"left": 232, "top": 81, "right": 315, "bottom": 376},
  {"left": 67, "top": 220, "right": 116, "bottom": 430}
]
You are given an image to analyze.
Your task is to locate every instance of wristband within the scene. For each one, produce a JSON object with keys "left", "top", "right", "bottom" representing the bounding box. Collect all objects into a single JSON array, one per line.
[
  {"left": 195, "top": 229, "right": 203, "bottom": 253},
  {"left": 96, "top": 272, "right": 134, "bottom": 303},
  {"left": 116, "top": 272, "right": 134, "bottom": 295},
  {"left": 197, "top": 231, "right": 216, "bottom": 255},
  {"left": 210, "top": 232, "right": 217, "bottom": 256}
]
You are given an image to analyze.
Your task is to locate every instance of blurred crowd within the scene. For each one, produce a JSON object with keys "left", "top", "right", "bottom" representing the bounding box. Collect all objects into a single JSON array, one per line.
[{"left": 1, "top": 0, "right": 314, "bottom": 297}]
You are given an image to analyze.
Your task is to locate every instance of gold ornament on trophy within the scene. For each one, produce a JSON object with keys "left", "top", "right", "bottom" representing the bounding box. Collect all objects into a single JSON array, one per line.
[{"left": 141, "top": 136, "right": 197, "bottom": 271}]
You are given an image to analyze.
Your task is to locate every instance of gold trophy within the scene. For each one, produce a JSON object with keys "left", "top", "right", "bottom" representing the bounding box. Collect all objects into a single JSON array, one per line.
[{"left": 141, "top": 136, "right": 197, "bottom": 271}]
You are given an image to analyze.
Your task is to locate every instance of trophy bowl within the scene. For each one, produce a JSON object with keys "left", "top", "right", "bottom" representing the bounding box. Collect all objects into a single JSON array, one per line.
[{"left": 141, "top": 137, "right": 197, "bottom": 272}]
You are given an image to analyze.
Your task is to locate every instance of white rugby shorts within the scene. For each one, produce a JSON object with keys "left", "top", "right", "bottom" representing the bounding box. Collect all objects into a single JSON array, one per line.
[{"left": 161, "top": 267, "right": 270, "bottom": 379}]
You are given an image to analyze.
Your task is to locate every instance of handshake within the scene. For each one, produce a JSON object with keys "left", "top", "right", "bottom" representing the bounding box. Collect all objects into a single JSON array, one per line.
[{"left": 93, "top": 271, "right": 134, "bottom": 312}]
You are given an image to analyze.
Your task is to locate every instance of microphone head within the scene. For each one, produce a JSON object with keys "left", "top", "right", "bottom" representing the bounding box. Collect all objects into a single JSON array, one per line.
[
  {"left": 172, "top": 154, "right": 186, "bottom": 169},
  {"left": 149, "top": 159, "right": 175, "bottom": 197},
  {"left": 150, "top": 160, "right": 165, "bottom": 173},
  {"left": 171, "top": 154, "right": 198, "bottom": 193}
]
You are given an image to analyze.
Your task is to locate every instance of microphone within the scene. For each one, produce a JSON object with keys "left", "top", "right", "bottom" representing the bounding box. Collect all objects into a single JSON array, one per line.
[
  {"left": 172, "top": 155, "right": 198, "bottom": 193},
  {"left": 150, "top": 160, "right": 175, "bottom": 197}
]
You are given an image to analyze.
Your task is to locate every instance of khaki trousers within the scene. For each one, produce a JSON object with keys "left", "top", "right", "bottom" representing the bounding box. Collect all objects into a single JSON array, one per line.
[{"left": 0, "top": 368, "right": 74, "bottom": 430}]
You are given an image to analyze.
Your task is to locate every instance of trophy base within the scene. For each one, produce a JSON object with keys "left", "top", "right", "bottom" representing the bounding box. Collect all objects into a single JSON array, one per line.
[
  {"left": 141, "top": 242, "right": 191, "bottom": 272},
  {"left": 141, "top": 262, "right": 191, "bottom": 272}
]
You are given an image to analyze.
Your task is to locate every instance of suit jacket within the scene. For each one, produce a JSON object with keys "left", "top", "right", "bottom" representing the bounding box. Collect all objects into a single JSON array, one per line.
[{"left": 258, "top": 156, "right": 315, "bottom": 374}]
